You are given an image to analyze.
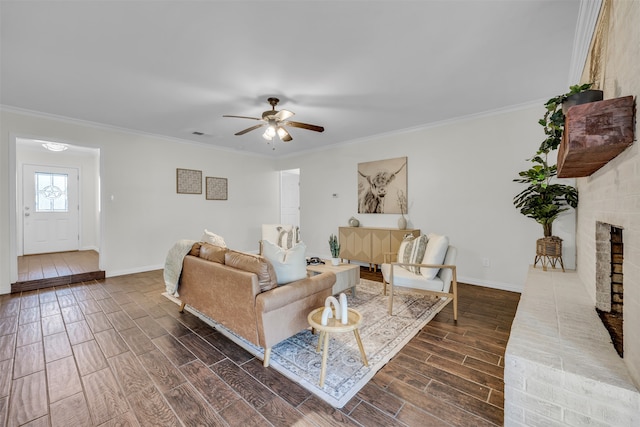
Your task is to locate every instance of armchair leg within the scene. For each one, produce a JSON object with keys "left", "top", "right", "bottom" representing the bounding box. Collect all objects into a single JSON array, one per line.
[
  {"left": 179, "top": 302, "right": 186, "bottom": 313},
  {"left": 387, "top": 285, "right": 394, "bottom": 315},
  {"left": 452, "top": 270, "right": 458, "bottom": 321},
  {"left": 263, "top": 348, "right": 271, "bottom": 367}
]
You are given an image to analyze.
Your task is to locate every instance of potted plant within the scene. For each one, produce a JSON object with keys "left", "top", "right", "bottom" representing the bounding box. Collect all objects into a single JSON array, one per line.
[
  {"left": 513, "top": 85, "right": 588, "bottom": 265},
  {"left": 329, "top": 234, "right": 341, "bottom": 266}
]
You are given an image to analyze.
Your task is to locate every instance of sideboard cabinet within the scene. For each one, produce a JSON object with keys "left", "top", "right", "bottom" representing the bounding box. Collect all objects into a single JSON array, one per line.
[{"left": 338, "top": 227, "right": 420, "bottom": 270}]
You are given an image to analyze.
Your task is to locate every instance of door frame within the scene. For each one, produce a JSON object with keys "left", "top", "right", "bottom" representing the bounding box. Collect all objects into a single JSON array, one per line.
[{"left": 8, "top": 133, "right": 103, "bottom": 285}]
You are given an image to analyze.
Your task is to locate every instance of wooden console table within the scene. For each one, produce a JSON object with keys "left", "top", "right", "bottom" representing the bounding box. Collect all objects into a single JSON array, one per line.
[{"left": 338, "top": 227, "right": 420, "bottom": 271}]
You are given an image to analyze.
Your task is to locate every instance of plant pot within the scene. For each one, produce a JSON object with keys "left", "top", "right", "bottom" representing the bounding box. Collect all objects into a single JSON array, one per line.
[
  {"left": 562, "top": 89, "right": 604, "bottom": 114},
  {"left": 536, "top": 236, "right": 562, "bottom": 257},
  {"left": 398, "top": 216, "right": 407, "bottom": 230},
  {"left": 331, "top": 257, "right": 340, "bottom": 266}
]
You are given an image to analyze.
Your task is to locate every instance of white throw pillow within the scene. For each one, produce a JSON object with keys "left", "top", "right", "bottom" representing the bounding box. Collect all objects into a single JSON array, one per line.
[
  {"left": 201, "top": 229, "right": 227, "bottom": 247},
  {"left": 399, "top": 234, "right": 429, "bottom": 274},
  {"left": 262, "top": 240, "right": 307, "bottom": 285},
  {"left": 420, "top": 233, "right": 449, "bottom": 279}
]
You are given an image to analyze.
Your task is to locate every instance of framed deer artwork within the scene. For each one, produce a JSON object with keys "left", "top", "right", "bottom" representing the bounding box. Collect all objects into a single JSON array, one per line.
[{"left": 357, "top": 156, "right": 407, "bottom": 214}]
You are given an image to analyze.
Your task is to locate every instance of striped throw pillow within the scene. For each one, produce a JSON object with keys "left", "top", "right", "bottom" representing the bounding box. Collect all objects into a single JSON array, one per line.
[
  {"left": 401, "top": 234, "right": 429, "bottom": 274},
  {"left": 277, "top": 226, "right": 300, "bottom": 249}
]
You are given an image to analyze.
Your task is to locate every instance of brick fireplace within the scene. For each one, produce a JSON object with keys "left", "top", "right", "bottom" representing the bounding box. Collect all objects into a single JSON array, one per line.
[
  {"left": 595, "top": 222, "right": 624, "bottom": 357},
  {"left": 504, "top": 267, "right": 640, "bottom": 426},
  {"left": 505, "top": 1, "right": 640, "bottom": 424}
]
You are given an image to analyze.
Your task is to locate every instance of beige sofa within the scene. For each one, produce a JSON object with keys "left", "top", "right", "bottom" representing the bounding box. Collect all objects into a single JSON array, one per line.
[{"left": 176, "top": 242, "right": 336, "bottom": 367}]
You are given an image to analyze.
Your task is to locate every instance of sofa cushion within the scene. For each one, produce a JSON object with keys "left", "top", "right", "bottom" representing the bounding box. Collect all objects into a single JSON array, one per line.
[
  {"left": 421, "top": 233, "right": 450, "bottom": 279},
  {"left": 262, "top": 240, "right": 307, "bottom": 285},
  {"left": 399, "top": 234, "right": 428, "bottom": 274},
  {"left": 381, "top": 263, "right": 445, "bottom": 292},
  {"left": 198, "top": 242, "right": 227, "bottom": 264},
  {"left": 201, "top": 229, "right": 227, "bottom": 247},
  {"left": 225, "top": 250, "right": 277, "bottom": 292}
]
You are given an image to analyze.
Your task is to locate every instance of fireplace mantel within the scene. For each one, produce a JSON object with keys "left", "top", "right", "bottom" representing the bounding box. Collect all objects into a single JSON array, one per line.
[{"left": 504, "top": 267, "right": 640, "bottom": 426}]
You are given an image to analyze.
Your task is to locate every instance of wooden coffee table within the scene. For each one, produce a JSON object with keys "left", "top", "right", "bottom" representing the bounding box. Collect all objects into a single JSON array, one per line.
[
  {"left": 307, "top": 261, "right": 360, "bottom": 296},
  {"left": 307, "top": 307, "right": 368, "bottom": 387}
]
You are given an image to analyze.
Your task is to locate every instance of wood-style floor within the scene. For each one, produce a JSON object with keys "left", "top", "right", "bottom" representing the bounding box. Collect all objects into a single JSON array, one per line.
[
  {"left": 0, "top": 267, "right": 520, "bottom": 426},
  {"left": 13, "top": 251, "right": 105, "bottom": 293}
]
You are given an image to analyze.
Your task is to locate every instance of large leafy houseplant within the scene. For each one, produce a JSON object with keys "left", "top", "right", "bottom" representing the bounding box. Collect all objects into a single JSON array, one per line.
[{"left": 513, "top": 85, "right": 589, "bottom": 237}]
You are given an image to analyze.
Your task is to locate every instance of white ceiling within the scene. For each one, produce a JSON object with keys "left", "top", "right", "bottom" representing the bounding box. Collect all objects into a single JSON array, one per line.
[{"left": 1, "top": 0, "right": 585, "bottom": 157}]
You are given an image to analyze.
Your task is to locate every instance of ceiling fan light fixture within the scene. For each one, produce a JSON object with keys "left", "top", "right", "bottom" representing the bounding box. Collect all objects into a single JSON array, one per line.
[
  {"left": 276, "top": 127, "right": 288, "bottom": 139},
  {"left": 265, "top": 125, "right": 276, "bottom": 138},
  {"left": 224, "top": 97, "right": 324, "bottom": 145}
]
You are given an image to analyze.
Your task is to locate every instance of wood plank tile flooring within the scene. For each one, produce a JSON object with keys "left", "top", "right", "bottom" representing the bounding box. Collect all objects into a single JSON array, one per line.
[
  {"left": 13, "top": 251, "right": 104, "bottom": 293},
  {"left": 0, "top": 267, "right": 520, "bottom": 426}
]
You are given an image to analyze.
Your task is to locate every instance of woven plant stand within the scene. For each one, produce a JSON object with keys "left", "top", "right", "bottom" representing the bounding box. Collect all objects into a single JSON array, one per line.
[{"left": 534, "top": 236, "right": 565, "bottom": 272}]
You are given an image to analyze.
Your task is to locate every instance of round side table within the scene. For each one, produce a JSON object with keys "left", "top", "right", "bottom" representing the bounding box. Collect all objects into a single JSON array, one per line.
[{"left": 307, "top": 307, "right": 368, "bottom": 387}]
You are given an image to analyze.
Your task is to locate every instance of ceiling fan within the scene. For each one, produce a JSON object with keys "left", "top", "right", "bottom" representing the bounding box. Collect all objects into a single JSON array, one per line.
[{"left": 223, "top": 97, "right": 324, "bottom": 143}]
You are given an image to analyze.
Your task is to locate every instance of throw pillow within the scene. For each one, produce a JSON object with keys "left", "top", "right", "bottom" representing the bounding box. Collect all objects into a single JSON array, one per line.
[
  {"left": 262, "top": 240, "right": 307, "bottom": 285},
  {"left": 276, "top": 226, "right": 300, "bottom": 250},
  {"left": 400, "top": 234, "right": 429, "bottom": 274},
  {"left": 421, "top": 233, "right": 450, "bottom": 279},
  {"left": 201, "top": 229, "right": 227, "bottom": 247},
  {"left": 224, "top": 250, "right": 278, "bottom": 292}
]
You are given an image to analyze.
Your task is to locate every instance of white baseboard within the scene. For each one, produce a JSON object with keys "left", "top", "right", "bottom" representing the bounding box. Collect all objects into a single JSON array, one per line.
[
  {"left": 106, "top": 264, "right": 163, "bottom": 278},
  {"left": 458, "top": 275, "right": 522, "bottom": 293}
]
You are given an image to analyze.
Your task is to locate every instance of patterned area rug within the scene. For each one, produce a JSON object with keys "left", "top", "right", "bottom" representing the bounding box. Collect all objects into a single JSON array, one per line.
[{"left": 167, "top": 279, "right": 449, "bottom": 408}]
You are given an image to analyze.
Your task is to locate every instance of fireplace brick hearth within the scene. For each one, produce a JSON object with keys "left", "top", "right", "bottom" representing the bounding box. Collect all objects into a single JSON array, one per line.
[{"left": 505, "top": 267, "right": 640, "bottom": 426}]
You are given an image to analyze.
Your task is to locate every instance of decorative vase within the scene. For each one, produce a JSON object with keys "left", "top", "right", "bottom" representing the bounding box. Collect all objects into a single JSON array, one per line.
[
  {"left": 398, "top": 216, "right": 407, "bottom": 230},
  {"left": 348, "top": 216, "right": 360, "bottom": 227},
  {"left": 562, "top": 89, "right": 603, "bottom": 114},
  {"left": 331, "top": 257, "right": 340, "bottom": 266}
]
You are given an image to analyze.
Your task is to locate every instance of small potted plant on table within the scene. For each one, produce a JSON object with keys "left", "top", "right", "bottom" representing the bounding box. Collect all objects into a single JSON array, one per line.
[{"left": 329, "top": 234, "right": 341, "bottom": 266}]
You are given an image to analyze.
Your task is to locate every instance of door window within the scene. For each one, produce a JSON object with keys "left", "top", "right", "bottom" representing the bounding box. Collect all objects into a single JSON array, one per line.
[{"left": 35, "top": 172, "right": 68, "bottom": 212}]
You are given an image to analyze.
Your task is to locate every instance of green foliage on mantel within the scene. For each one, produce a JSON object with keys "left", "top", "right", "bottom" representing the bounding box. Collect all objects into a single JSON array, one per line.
[{"left": 512, "top": 84, "right": 591, "bottom": 237}]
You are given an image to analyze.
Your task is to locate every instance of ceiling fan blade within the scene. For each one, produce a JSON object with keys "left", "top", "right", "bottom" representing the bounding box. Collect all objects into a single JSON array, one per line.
[
  {"left": 234, "top": 123, "right": 265, "bottom": 135},
  {"left": 223, "top": 115, "right": 263, "bottom": 121},
  {"left": 275, "top": 109, "right": 294, "bottom": 121},
  {"left": 277, "top": 126, "right": 293, "bottom": 142},
  {"left": 285, "top": 121, "right": 325, "bottom": 133}
]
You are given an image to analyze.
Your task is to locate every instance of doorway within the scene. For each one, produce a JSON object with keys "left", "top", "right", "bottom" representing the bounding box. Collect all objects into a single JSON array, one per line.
[
  {"left": 12, "top": 137, "right": 102, "bottom": 292},
  {"left": 280, "top": 168, "right": 300, "bottom": 226}
]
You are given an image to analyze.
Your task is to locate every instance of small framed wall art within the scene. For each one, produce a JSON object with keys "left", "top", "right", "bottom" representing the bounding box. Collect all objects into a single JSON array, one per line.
[
  {"left": 176, "top": 168, "right": 202, "bottom": 194},
  {"left": 206, "top": 176, "right": 228, "bottom": 200}
]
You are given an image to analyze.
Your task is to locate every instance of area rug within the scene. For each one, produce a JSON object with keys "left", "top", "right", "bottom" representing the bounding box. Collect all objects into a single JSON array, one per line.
[{"left": 165, "top": 279, "right": 449, "bottom": 408}]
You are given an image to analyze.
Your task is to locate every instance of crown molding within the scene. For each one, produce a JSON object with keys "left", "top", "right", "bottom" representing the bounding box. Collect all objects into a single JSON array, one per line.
[{"left": 568, "top": 0, "right": 603, "bottom": 85}]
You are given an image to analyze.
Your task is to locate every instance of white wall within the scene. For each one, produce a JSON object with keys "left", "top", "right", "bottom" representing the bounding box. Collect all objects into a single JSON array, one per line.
[
  {"left": 16, "top": 140, "right": 100, "bottom": 254},
  {"left": 277, "top": 105, "right": 577, "bottom": 292},
  {"left": 1, "top": 102, "right": 577, "bottom": 294},
  {"left": 0, "top": 109, "right": 281, "bottom": 294}
]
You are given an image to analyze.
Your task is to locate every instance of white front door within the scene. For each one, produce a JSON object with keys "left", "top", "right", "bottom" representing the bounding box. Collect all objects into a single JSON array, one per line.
[{"left": 23, "top": 165, "right": 80, "bottom": 255}]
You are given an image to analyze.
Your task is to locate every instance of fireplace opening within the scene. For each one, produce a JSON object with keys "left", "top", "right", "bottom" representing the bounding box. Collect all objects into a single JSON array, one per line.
[{"left": 595, "top": 223, "right": 623, "bottom": 357}]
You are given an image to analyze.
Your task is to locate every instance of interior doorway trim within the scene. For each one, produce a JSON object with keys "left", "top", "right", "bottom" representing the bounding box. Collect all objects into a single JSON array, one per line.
[{"left": 8, "top": 132, "right": 104, "bottom": 289}]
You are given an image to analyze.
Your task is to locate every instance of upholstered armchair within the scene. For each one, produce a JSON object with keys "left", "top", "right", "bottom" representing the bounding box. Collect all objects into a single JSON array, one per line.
[{"left": 380, "top": 234, "right": 458, "bottom": 320}]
